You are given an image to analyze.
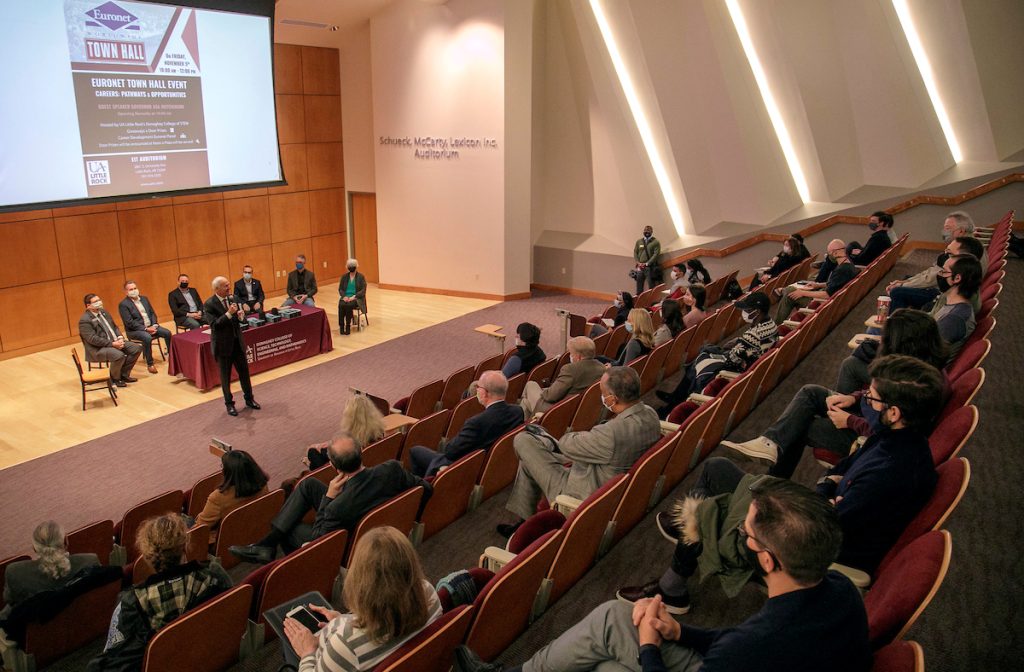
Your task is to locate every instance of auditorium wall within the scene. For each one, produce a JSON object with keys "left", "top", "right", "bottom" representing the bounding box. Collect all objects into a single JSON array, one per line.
[{"left": 0, "top": 44, "right": 348, "bottom": 356}]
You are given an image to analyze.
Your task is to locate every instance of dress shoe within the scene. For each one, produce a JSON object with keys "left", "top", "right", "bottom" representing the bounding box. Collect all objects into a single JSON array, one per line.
[
  {"left": 112, "top": 379, "right": 127, "bottom": 388},
  {"left": 496, "top": 521, "right": 523, "bottom": 539},
  {"left": 228, "top": 544, "right": 274, "bottom": 564},
  {"left": 245, "top": 399, "right": 261, "bottom": 410},
  {"left": 121, "top": 376, "right": 138, "bottom": 383},
  {"left": 147, "top": 364, "right": 158, "bottom": 374},
  {"left": 720, "top": 436, "right": 779, "bottom": 464},
  {"left": 616, "top": 581, "right": 691, "bottom": 614},
  {"left": 453, "top": 645, "right": 504, "bottom": 672},
  {"left": 226, "top": 405, "right": 239, "bottom": 417}
]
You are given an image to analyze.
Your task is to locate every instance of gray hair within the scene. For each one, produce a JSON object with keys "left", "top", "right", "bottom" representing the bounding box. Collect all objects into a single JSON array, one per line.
[
  {"left": 946, "top": 211, "right": 975, "bottom": 233},
  {"left": 33, "top": 521, "right": 71, "bottom": 580},
  {"left": 211, "top": 275, "right": 229, "bottom": 290},
  {"left": 346, "top": 258, "right": 359, "bottom": 268},
  {"left": 605, "top": 366, "right": 641, "bottom": 403},
  {"left": 478, "top": 370, "right": 509, "bottom": 398},
  {"left": 568, "top": 336, "right": 596, "bottom": 359}
]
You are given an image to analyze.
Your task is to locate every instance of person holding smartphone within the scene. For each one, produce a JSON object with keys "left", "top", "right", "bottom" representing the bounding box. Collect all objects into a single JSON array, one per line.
[{"left": 281, "top": 527, "right": 442, "bottom": 671}]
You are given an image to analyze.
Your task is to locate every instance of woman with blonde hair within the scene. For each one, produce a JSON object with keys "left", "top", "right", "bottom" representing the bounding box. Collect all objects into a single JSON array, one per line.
[
  {"left": 0, "top": 521, "right": 99, "bottom": 619},
  {"left": 305, "top": 394, "right": 386, "bottom": 469},
  {"left": 610, "top": 308, "right": 655, "bottom": 366},
  {"left": 282, "top": 526, "right": 442, "bottom": 671}
]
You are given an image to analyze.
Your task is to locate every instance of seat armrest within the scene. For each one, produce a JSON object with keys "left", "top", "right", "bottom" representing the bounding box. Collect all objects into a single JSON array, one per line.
[
  {"left": 782, "top": 320, "right": 802, "bottom": 329},
  {"left": 479, "top": 546, "right": 515, "bottom": 573},
  {"left": 797, "top": 307, "right": 816, "bottom": 315},
  {"left": 660, "top": 420, "right": 680, "bottom": 434},
  {"left": 829, "top": 562, "right": 871, "bottom": 590},
  {"left": 716, "top": 370, "right": 740, "bottom": 381},
  {"left": 554, "top": 495, "right": 583, "bottom": 516},
  {"left": 687, "top": 393, "right": 713, "bottom": 404}
]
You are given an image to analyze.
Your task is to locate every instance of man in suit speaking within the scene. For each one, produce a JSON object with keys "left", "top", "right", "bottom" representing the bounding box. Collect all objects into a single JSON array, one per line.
[{"left": 204, "top": 276, "right": 260, "bottom": 417}]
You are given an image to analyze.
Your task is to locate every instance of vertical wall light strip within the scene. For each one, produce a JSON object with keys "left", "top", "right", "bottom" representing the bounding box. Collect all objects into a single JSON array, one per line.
[
  {"left": 891, "top": 0, "right": 962, "bottom": 163},
  {"left": 588, "top": 0, "right": 689, "bottom": 237},
  {"left": 724, "top": 0, "right": 811, "bottom": 203}
]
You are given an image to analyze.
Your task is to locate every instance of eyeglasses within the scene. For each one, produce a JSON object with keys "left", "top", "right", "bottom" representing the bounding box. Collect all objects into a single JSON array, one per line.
[
  {"left": 737, "top": 524, "right": 782, "bottom": 570},
  {"left": 862, "top": 393, "right": 887, "bottom": 406}
]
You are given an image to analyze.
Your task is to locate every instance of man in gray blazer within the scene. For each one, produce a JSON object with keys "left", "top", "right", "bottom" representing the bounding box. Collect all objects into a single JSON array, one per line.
[
  {"left": 520, "top": 336, "right": 606, "bottom": 418},
  {"left": 499, "top": 366, "right": 661, "bottom": 537},
  {"left": 79, "top": 293, "right": 142, "bottom": 387}
]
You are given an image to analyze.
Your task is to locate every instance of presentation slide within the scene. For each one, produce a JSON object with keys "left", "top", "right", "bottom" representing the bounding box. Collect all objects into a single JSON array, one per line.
[{"left": 0, "top": 1, "right": 281, "bottom": 211}]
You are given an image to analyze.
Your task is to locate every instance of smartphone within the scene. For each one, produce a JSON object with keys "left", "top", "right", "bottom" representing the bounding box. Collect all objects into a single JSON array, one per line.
[
  {"left": 209, "top": 437, "right": 232, "bottom": 456},
  {"left": 287, "top": 604, "right": 328, "bottom": 633}
]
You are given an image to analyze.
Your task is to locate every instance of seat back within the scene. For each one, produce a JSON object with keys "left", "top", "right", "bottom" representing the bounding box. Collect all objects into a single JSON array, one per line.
[
  {"left": 419, "top": 450, "right": 486, "bottom": 539},
  {"left": 661, "top": 399, "right": 717, "bottom": 490},
  {"left": 0, "top": 554, "right": 30, "bottom": 611},
  {"left": 591, "top": 329, "right": 612, "bottom": 356},
  {"left": 602, "top": 324, "right": 629, "bottom": 360},
  {"left": 684, "top": 312, "right": 718, "bottom": 364},
  {"left": 372, "top": 604, "right": 475, "bottom": 672},
  {"left": 399, "top": 409, "right": 452, "bottom": 468},
  {"left": 71, "top": 347, "right": 87, "bottom": 378},
  {"left": 731, "top": 350, "right": 776, "bottom": 425},
  {"left": 944, "top": 339, "right": 990, "bottom": 382},
  {"left": 440, "top": 365, "right": 475, "bottom": 410},
  {"left": 446, "top": 396, "right": 484, "bottom": 440},
  {"left": 568, "top": 313, "right": 588, "bottom": 338},
  {"left": 552, "top": 350, "right": 572, "bottom": 380},
  {"left": 185, "top": 471, "right": 224, "bottom": 519},
  {"left": 364, "top": 432, "right": 404, "bottom": 467},
  {"left": 465, "top": 529, "right": 563, "bottom": 661},
  {"left": 941, "top": 368, "right": 984, "bottom": 418},
  {"left": 527, "top": 358, "right": 558, "bottom": 387},
  {"left": 505, "top": 372, "right": 528, "bottom": 403},
  {"left": 570, "top": 382, "right": 605, "bottom": 433},
  {"left": 119, "top": 490, "right": 186, "bottom": 562},
  {"left": 476, "top": 427, "right": 525, "bottom": 502},
  {"left": 611, "top": 434, "right": 677, "bottom": 542},
  {"left": 876, "top": 459, "right": 969, "bottom": 578},
  {"left": 928, "top": 405, "right": 977, "bottom": 465},
  {"left": 405, "top": 378, "right": 445, "bottom": 419},
  {"left": 961, "top": 314, "right": 995, "bottom": 352},
  {"left": 871, "top": 641, "right": 924, "bottom": 672},
  {"left": 698, "top": 374, "right": 751, "bottom": 461},
  {"left": 345, "top": 487, "right": 425, "bottom": 565},
  {"left": 213, "top": 489, "right": 286, "bottom": 569},
  {"left": 663, "top": 323, "right": 696, "bottom": 376},
  {"left": 65, "top": 519, "right": 114, "bottom": 564},
  {"left": 539, "top": 394, "right": 581, "bottom": 439},
  {"left": 639, "top": 340, "right": 673, "bottom": 394},
  {"left": 864, "top": 530, "right": 951, "bottom": 648},
  {"left": 546, "top": 475, "right": 628, "bottom": 605},
  {"left": 473, "top": 352, "right": 505, "bottom": 380},
  {"left": 705, "top": 302, "right": 738, "bottom": 344},
  {"left": 251, "top": 529, "right": 348, "bottom": 639},
  {"left": 141, "top": 584, "right": 253, "bottom": 672},
  {"left": 23, "top": 573, "right": 122, "bottom": 668}
]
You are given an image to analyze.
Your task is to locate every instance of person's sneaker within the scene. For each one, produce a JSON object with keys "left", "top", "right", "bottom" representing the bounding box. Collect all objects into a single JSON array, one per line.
[
  {"left": 656, "top": 511, "right": 683, "bottom": 543},
  {"left": 228, "top": 544, "right": 274, "bottom": 564},
  {"left": 453, "top": 645, "right": 504, "bottom": 672},
  {"left": 615, "top": 581, "right": 691, "bottom": 615},
  {"left": 720, "top": 436, "right": 779, "bottom": 464}
]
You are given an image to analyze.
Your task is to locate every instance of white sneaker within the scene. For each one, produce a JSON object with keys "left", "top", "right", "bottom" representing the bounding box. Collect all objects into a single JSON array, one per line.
[{"left": 721, "top": 436, "right": 778, "bottom": 464}]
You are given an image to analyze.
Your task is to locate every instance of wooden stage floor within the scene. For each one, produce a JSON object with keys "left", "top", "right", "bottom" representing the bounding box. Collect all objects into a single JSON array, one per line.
[{"left": 0, "top": 285, "right": 495, "bottom": 470}]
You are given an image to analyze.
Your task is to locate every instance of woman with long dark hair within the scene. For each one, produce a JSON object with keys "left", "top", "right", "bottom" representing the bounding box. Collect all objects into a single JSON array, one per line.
[{"left": 195, "top": 450, "right": 270, "bottom": 538}]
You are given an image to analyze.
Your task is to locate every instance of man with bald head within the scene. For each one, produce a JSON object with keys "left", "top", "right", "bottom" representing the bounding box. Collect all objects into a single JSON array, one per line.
[
  {"left": 409, "top": 370, "right": 524, "bottom": 477},
  {"left": 521, "top": 336, "right": 606, "bottom": 418},
  {"left": 204, "top": 275, "right": 259, "bottom": 416},
  {"left": 774, "top": 239, "right": 858, "bottom": 324}
]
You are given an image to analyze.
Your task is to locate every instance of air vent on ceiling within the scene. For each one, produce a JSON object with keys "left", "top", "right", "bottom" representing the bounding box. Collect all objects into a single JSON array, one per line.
[{"left": 279, "top": 18, "right": 332, "bottom": 29}]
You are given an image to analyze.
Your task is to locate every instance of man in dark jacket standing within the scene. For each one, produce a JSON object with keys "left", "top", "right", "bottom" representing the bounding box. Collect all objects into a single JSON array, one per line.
[{"left": 204, "top": 276, "right": 260, "bottom": 416}]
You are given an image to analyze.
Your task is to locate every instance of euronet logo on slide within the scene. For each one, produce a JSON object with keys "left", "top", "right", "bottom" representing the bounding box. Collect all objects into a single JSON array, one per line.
[{"left": 85, "top": 2, "right": 138, "bottom": 31}]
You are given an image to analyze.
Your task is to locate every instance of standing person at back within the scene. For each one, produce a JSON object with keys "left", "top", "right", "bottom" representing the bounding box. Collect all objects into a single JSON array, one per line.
[
  {"left": 284, "top": 254, "right": 317, "bottom": 307},
  {"left": 633, "top": 226, "right": 662, "bottom": 294}
]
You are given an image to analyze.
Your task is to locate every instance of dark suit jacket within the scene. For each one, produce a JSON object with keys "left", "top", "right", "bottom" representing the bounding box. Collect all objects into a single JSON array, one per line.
[
  {"left": 443, "top": 400, "right": 524, "bottom": 463},
  {"left": 311, "top": 460, "right": 432, "bottom": 539},
  {"left": 203, "top": 294, "right": 244, "bottom": 360},
  {"left": 286, "top": 269, "right": 317, "bottom": 299},
  {"left": 118, "top": 296, "right": 159, "bottom": 333},
  {"left": 78, "top": 310, "right": 125, "bottom": 360},
  {"left": 168, "top": 287, "right": 204, "bottom": 326},
  {"left": 233, "top": 278, "right": 266, "bottom": 308},
  {"left": 849, "top": 229, "right": 893, "bottom": 266},
  {"left": 337, "top": 272, "right": 368, "bottom": 313}
]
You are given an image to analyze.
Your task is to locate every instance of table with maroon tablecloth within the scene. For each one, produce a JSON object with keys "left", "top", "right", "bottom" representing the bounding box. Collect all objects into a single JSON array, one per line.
[{"left": 167, "top": 305, "right": 333, "bottom": 390}]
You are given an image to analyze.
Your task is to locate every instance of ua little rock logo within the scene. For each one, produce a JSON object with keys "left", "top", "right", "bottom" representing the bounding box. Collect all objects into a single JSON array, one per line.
[
  {"left": 86, "top": 160, "right": 110, "bottom": 185},
  {"left": 246, "top": 344, "right": 257, "bottom": 364},
  {"left": 85, "top": 2, "right": 140, "bottom": 31}
]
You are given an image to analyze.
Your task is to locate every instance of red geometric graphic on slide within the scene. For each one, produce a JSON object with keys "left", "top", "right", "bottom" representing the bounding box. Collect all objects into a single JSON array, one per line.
[{"left": 181, "top": 9, "right": 199, "bottom": 70}]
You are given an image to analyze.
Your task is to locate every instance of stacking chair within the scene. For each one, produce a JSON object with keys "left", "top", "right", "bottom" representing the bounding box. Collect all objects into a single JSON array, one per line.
[
  {"left": 345, "top": 486, "right": 425, "bottom": 564},
  {"left": 112, "top": 489, "right": 185, "bottom": 564},
  {"left": 569, "top": 382, "right": 604, "bottom": 433},
  {"left": 72, "top": 347, "right": 117, "bottom": 410},
  {"left": 872, "top": 641, "right": 924, "bottom": 672},
  {"left": 439, "top": 365, "right": 475, "bottom": 410},
  {"left": 212, "top": 489, "right": 286, "bottom": 569},
  {"left": 470, "top": 427, "right": 525, "bottom": 509},
  {"left": 372, "top": 605, "right": 475, "bottom": 672},
  {"left": 65, "top": 519, "right": 114, "bottom": 564},
  {"left": 398, "top": 409, "right": 451, "bottom": 468},
  {"left": 416, "top": 450, "right": 486, "bottom": 541},
  {"left": 538, "top": 393, "right": 581, "bottom": 439},
  {"left": 140, "top": 584, "right": 254, "bottom": 672},
  {"left": 363, "top": 432, "right": 404, "bottom": 467},
  {"left": 863, "top": 530, "right": 951, "bottom": 649},
  {"left": 185, "top": 471, "right": 223, "bottom": 519},
  {"left": 446, "top": 396, "right": 484, "bottom": 440},
  {"left": 404, "top": 379, "right": 445, "bottom": 420}
]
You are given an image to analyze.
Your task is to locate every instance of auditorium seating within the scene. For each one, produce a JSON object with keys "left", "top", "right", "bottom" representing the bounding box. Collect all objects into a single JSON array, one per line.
[
  {"left": 446, "top": 396, "right": 484, "bottom": 439},
  {"left": 372, "top": 604, "right": 475, "bottom": 672},
  {"left": 872, "top": 640, "right": 924, "bottom": 672},
  {"left": 399, "top": 409, "right": 451, "bottom": 468},
  {"left": 0, "top": 554, "right": 29, "bottom": 612},
  {"left": 184, "top": 470, "right": 223, "bottom": 519},
  {"left": 537, "top": 393, "right": 580, "bottom": 438},
  {"left": 469, "top": 427, "right": 525, "bottom": 510},
  {"left": 440, "top": 365, "right": 475, "bottom": 410},
  {"left": 363, "top": 432, "right": 404, "bottom": 467},
  {"left": 417, "top": 450, "right": 486, "bottom": 540},
  {"left": 112, "top": 489, "right": 185, "bottom": 565},
  {"left": 212, "top": 489, "right": 286, "bottom": 569},
  {"left": 65, "top": 519, "right": 114, "bottom": 565},
  {"left": 345, "top": 486, "right": 425, "bottom": 565}
]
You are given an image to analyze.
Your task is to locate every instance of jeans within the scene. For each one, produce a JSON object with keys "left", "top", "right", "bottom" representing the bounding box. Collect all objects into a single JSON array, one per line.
[
  {"left": 127, "top": 327, "right": 172, "bottom": 365},
  {"left": 282, "top": 297, "right": 316, "bottom": 307},
  {"left": 889, "top": 286, "right": 939, "bottom": 311},
  {"left": 762, "top": 384, "right": 856, "bottom": 478}
]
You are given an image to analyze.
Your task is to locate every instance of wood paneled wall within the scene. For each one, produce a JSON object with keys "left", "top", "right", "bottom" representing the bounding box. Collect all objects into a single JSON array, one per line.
[{"left": 0, "top": 44, "right": 346, "bottom": 354}]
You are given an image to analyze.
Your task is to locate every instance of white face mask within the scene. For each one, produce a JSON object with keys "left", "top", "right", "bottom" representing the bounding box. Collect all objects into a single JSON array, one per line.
[
  {"left": 601, "top": 394, "right": 615, "bottom": 412},
  {"left": 127, "top": 289, "right": 140, "bottom": 299},
  {"left": 243, "top": 272, "right": 253, "bottom": 280},
  {"left": 91, "top": 300, "right": 103, "bottom": 311},
  {"left": 741, "top": 310, "right": 754, "bottom": 323},
  {"left": 670, "top": 270, "right": 679, "bottom": 280}
]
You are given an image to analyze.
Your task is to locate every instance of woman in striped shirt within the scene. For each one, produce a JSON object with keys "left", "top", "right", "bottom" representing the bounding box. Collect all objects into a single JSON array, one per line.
[{"left": 282, "top": 526, "right": 442, "bottom": 671}]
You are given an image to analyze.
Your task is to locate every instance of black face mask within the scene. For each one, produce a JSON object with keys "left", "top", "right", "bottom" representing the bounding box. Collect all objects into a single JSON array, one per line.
[
  {"left": 935, "top": 252, "right": 949, "bottom": 268},
  {"left": 179, "top": 282, "right": 189, "bottom": 290},
  {"left": 868, "top": 222, "right": 879, "bottom": 231},
  {"left": 743, "top": 543, "right": 769, "bottom": 577},
  {"left": 937, "top": 275, "right": 952, "bottom": 293}
]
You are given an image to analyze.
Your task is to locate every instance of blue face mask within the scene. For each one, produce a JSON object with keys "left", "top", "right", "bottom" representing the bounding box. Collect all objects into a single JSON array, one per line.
[
  {"left": 861, "top": 398, "right": 889, "bottom": 434},
  {"left": 295, "top": 263, "right": 304, "bottom": 270},
  {"left": 625, "top": 322, "right": 634, "bottom": 333}
]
